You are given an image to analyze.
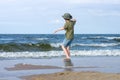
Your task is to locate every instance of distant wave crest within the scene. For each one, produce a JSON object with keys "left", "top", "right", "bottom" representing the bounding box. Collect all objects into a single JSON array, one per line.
[{"left": 72, "top": 43, "right": 120, "bottom": 47}]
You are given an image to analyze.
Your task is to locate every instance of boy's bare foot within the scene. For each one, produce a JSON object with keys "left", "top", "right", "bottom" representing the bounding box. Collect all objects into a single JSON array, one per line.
[
  {"left": 66, "top": 57, "right": 70, "bottom": 59},
  {"left": 64, "top": 58, "right": 71, "bottom": 61}
]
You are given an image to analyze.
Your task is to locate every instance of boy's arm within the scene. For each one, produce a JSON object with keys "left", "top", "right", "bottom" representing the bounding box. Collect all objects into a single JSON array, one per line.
[
  {"left": 71, "top": 19, "right": 76, "bottom": 22},
  {"left": 54, "top": 27, "right": 65, "bottom": 34}
]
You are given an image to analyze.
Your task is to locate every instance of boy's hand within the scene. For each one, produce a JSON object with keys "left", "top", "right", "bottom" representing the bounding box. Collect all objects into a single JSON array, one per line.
[
  {"left": 53, "top": 30, "right": 57, "bottom": 34},
  {"left": 71, "top": 19, "right": 76, "bottom": 21}
]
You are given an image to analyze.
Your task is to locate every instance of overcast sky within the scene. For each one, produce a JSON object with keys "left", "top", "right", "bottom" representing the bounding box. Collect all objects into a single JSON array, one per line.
[{"left": 0, "top": 0, "right": 120, "bottom": 34}]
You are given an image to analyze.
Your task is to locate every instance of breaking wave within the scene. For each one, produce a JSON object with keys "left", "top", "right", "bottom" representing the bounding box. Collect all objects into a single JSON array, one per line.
[
  {"left": 0, "top": 50, "right": 120, "bottom": 59},
  {"left": 0, "top": 42, "right": 120, "bottom": 52},
  {"left": 0, "top": 43, "right": 53, "bottom": 52},
  {"left": 72, "top": 43, "right": 120, "bottom": 47},
  {"left": 105, "top": 37, "right": 120, "bottom": 40}
]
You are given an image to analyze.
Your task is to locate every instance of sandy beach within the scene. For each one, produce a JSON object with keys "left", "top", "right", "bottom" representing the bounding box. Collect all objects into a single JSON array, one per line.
[
  {"left": 22, "top": 71, "right": 120, "bottom": 80},
  {"left": 0, "top": 57, "right": 120, "bottom": 80},
  {"left": 5, "top": 63, "right": 120, "bottom": 80}
]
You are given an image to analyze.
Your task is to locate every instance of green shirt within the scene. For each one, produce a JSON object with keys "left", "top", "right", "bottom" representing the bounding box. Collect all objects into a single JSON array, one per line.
[{"left": 64, "top": 20, "right": 76, "bottom": 39}]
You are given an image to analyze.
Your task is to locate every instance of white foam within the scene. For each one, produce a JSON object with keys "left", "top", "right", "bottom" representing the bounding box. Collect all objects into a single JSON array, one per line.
[
  {"left": 70, "top": 50, "right": 120, "bottom": 56},
  {"left": 81, "top": 36, "right": 102, "bottom": 39},
  {"left": 89, "top": 36, "right": 102, "bottom": 39},
  {"left": 0, "top": 38, "right": 13, "bottom": 41},
  {"left": 35, "top": 38, "right": 49, "bottom": 40},
  {"left": 0, "top": 50, "right": 120, "bottom": 58},
  {"left": 72, "top": 43, "right": 120, "bottom": 47},
  {"left": 105, "top": 37, "right": 120, "bottom": 40},
  {"left": 51, "top": 43, "right": 120, "bottom": 48},
  {"left": 51, "top": 43, "right": 62, "bottom": 47}
]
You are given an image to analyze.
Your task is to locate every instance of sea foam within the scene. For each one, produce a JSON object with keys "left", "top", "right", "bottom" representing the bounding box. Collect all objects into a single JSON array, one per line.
[{"left": 0, "top": 50, "right": 120, "bottom": 59}]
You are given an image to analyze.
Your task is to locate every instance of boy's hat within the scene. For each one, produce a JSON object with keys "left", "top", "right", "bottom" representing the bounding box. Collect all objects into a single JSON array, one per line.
[{"left": 62, "top": 13, "right": 72, "bottom": 20}]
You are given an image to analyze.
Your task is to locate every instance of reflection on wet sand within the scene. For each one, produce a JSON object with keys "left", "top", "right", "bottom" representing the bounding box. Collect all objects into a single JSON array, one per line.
[{"left": 63, "top": 59, "right": 73, "bottom": 71}]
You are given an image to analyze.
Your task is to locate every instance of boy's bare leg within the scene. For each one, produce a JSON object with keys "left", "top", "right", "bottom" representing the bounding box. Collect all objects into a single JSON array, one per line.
[
  {"left": 67, "top": 47, "right": 70, "bottom": 57},
  {"left": 61, "top": 45, "right": 70, "bottom": 59}
]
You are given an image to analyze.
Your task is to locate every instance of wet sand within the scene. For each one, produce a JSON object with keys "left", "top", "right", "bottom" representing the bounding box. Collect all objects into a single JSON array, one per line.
[
  {"left": 22, "top": 71, "right": 120, "bottom": 80},
  {"left": 5, "top": 63, "right": 100, "bottom": 71},
  {"left": 5, "top": 63, "right": 61, "bottom": 71}
]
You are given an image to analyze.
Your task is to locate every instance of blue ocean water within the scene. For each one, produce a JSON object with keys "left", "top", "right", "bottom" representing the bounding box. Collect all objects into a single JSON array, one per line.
[{"left": 0, "top": 34, "right": 120, "bottom": 59}]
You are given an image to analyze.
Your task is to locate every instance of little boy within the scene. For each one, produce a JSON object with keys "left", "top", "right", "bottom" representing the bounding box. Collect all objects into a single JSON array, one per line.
[{"left": 54, "top": 13, "right": 76, "bottom": 59}]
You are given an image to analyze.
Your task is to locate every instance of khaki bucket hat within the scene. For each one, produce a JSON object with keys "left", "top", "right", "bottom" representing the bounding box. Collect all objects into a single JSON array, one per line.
[{"left": 62, "top": 13, "right": 72, "bottom": 19}]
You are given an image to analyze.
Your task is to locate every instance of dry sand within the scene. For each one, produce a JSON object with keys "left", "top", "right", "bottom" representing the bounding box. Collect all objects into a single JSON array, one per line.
[{"left": 22, "top": 71, "right": 120, "bottom": 80}]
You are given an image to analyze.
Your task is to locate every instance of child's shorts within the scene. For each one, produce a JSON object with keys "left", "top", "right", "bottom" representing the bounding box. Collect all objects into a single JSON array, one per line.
[{"left": 62, "top": 38, "right": 73, "bottom": 47}]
